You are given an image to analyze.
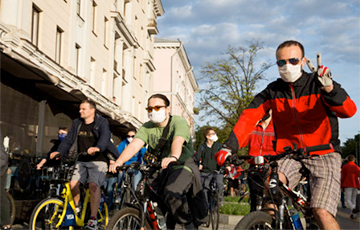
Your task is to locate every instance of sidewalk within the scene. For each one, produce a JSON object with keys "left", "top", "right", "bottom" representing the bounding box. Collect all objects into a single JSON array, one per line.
[{"left": 199, "top": 214, "right": 242, "bottom": 230}]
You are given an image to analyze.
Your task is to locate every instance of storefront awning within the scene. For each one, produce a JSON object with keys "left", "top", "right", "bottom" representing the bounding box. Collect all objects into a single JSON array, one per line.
[{"left": 1, "top": 47, "right": 59, "bottom": 85}]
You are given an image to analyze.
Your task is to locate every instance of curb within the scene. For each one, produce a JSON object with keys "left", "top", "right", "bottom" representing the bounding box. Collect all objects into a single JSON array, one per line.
[{"left": 219, "top": 214, "right": 243, "bottom": 225}]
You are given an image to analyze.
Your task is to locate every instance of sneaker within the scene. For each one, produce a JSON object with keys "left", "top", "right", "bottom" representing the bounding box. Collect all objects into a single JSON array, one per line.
[{"left": 84, "top": 218, "right": 98, "bottom": 230}]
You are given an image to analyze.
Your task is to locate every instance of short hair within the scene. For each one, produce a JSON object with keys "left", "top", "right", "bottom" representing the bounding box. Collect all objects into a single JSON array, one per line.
[
  {"left": 203, "top": 127, "right": 215, "bottom": 139},
  {"left": 148, "top": 94, "right": 170, "bottom": 106},
  {"left": 347, "top": 155, "right": 355, "bottom": 162},
  {"left": 59, "top": 127, "right": 68, "bottom": 132},
  {"left": 81, "top": 99, "right": 96, "bottom": 110},
  {"left": 276, "top": 40, "right": 305, "bottom": 58},
  {"left": 127, "top": 128, "right": 137, "bottom": 134}
]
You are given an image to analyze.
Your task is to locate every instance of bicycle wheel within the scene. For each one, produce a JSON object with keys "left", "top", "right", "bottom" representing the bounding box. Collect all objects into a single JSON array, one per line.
[
  {"left": 29, "top": 198, "right": 64, "bottom": 230},
  {"left": 210, "top": 191, "right": 220, "bottom": 230},
  {"left": 6, "top": 191, "right": 16, "bottom": 226},
  {"left": 97, "top": 201, "right": 108, "bottom": 230},
  {"left": 107, "top": 207, "right": 151, "bottom": 230},
  {"left": 234, "top": 211, "right": 274, "bottom": 230}
]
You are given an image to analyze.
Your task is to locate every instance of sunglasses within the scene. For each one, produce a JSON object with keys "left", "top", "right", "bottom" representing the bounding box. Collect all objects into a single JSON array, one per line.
[
  {"left": 145, "top": 105, "right": 166, "bottom": 113},
  {"left": 127, "top": 135, "right": 135, "bottom": 138},
  {"left": 276, "top": 58, "right": 301, "bottom": 67}
]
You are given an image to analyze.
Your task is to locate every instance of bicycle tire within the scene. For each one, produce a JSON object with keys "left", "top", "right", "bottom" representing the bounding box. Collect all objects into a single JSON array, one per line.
[
  {"left": 210, "top": 191, "right": 220, "bottom": 230},
  {"left": 5, "top": 191, "right": 16, "bottom": 226},
  {"left": 29, "top": 197, "right": 64, "bottom": 230},
  {"left": 107, "top": 207, "right": 152, "bottom": 230},
  {"left": 234, "top": 211, "right": 274, "bottom": 230}
]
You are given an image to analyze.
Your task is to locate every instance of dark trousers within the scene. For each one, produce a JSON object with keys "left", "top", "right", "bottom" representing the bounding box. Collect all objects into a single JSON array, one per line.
[
  {"left": 248, "top": 165, "right": 267, "bottom": 212},
  {"left": 151, "top": 166, "right": 194, "bottom": 228},
  {"left": 0, "top": 169, "right": 11, "bottom": 226}
]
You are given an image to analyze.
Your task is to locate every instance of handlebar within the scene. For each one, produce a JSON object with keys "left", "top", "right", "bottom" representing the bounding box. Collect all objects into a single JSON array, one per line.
[
  {"left": 116, "top": 161, "right": 162, "bottom": 172},
  {"left": 226, "top": 143, "right": 332, "bottom": 166}
]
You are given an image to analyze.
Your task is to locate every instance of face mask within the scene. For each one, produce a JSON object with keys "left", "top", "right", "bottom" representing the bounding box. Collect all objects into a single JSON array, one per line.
[
  {"left": 58, "top": 134, "right": 66, "bottom": 141},
  {"left": 209, "top": 134, "right": 218, "bottom": 142},
  {"left": 127, "top": 137, "right": 133, "bottom": 143},
  {"left": 148, "top": 109, "right": 167, "bottom": 123},
  {"left": 278, "top": 62, "right": 302, "bottom": 83}
]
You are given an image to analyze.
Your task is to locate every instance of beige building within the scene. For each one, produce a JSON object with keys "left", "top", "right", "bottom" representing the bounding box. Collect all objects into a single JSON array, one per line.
[
  {"left": 0, "top": 0, "right": 164, "bottom": 156},
  {"left": 153, "top": 38, "right": 198, "bottom": 138}
]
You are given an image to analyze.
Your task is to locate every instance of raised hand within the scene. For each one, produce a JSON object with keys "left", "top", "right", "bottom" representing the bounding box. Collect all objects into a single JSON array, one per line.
[{"left": 306, "top": 53, "right": 333, "bottom": 88}]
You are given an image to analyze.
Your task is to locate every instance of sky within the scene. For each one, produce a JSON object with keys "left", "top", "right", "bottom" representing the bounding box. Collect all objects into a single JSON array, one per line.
[{"left": 156, "top": 0, "right": 360, "bottom": 144}]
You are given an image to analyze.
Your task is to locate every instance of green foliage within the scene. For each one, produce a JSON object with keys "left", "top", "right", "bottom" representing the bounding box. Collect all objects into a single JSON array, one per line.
[
  {"left": 197, "top": 39, "right": 273, "bottom": 129},
  {"left": 341, "top": 134, "right": 360, "bottom": 159},
  {"left": 220, "top": 196, "right": 250, "bottom": 215}
]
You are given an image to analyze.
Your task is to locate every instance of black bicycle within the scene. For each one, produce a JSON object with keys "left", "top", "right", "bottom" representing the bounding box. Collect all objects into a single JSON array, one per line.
[
  {"left": 226, "top": 144, "right": 332, "bottom": 230},
  {"left": 202, "top": 167, "right": 221, "bottom": 230},
  {"left": 107, "top": 162, "right": 167, "bottom": 230}
]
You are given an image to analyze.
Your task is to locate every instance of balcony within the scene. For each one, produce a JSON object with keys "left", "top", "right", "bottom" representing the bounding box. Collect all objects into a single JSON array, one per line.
[{"left": 147, "top": 18, "right": 158, "bottom": 35}]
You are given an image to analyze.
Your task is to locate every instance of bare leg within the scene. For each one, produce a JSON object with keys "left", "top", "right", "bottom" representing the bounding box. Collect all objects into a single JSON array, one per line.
[
  {"left": 89, "top": 182, "right": 101, "bottom": 217},
  {"left": 313, "top": 208, "right": 340, "bottom": 230},
  {"left": 70, "top": 180, "right": 81, "bottom": 206}
]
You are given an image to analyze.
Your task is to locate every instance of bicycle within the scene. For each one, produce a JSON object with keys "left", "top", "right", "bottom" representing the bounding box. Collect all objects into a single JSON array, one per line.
[
  {"left": 201, "top": 167, "right": 221, "bottom": 230},
  {"left": 113, "top": 162, "right": 139, "bottom": 211},
  {"left": 29, "top": 152, "right": 109, "bottom": 230},
  {"left": 5, "top": 190, "right": 16, "bottom": 227},
  {"left": 107, "top": 162, "right": 174, "bottom": 230},
  {"left": 227, "top": 144, "right": 332, "bottom": 230}
]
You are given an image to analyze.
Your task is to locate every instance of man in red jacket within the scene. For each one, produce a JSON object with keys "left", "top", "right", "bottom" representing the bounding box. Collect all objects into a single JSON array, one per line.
[
  {"left": 216, "top": 40, "right": 357, "bottom": 230},
  {"left": 341, "top": 155, "right": 360, "bottom": 219}
]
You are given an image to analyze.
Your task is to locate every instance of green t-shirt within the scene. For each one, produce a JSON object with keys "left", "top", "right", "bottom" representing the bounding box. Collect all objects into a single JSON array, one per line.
[{"left": 135, "top": 115, "right": 194, "bottom": 163}]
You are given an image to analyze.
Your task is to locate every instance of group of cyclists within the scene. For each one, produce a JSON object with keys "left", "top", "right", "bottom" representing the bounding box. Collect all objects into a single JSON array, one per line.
[{"left": 1, "top": 39, "right": 357, "bottom": 230}]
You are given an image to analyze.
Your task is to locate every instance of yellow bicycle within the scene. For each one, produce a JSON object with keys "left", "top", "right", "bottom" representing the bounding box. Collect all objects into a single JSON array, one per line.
[{"left": 29, "top": 154, "right": 108, "bottom": 230}]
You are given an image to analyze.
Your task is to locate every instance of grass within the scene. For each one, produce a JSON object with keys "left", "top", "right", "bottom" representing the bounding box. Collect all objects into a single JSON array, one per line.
[{"left": 220, "top": 196, "right": 250, "bottom": 215}]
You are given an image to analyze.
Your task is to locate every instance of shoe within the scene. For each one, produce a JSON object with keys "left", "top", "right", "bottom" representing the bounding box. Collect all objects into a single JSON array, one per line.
[
  {"left": 84, "top": 217, "right": 98, "bottom": 230},
  {"left": 342, "top": 205, "right": 347, "bottom": 208}
]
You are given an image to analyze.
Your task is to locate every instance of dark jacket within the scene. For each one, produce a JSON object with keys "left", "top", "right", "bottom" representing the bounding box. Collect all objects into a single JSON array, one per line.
[
  {"left": 196, "top": 142, "right": 222, "bottom": 173},
  {"left": 57, "top": 114, "right": 119, "bottom": 161},
  {"left": 225, "top": 71, "right": 357, "bottom": 155}
]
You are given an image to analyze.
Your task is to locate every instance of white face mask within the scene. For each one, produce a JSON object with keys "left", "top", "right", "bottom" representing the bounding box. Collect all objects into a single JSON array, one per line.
[
  {"left": 209, "top": 134, "right": 218, "bottom": 142},
  {"left": 278, "top": 62, "right": 302, "bottom": 83},
  {"left": 127, "top": 137, "right": 133, "bottom": 143},
  {"left": 148, "top": 109, "right": 167, "bottom": 123}
]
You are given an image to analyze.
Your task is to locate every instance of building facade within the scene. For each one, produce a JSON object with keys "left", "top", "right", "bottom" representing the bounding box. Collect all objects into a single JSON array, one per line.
[
  {"left": 0, "top": 0, "right": 164, "bottom": 156},
  {"left": 153, "top": 38, "right": 198, "bottom": 138}
]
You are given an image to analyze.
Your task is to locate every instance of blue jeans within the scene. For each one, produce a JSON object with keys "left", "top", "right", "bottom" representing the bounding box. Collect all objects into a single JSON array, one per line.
[
  {"left": 118, "top": 168, "right": 142, "bottom": 192},
  {"left": 104, "top": 176, "right": 118, "bottom": 210}
]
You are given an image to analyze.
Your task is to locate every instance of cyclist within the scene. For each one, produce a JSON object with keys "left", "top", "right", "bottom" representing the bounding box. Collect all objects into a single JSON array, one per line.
[
  {"left": 36, "top": 127, "right": 68, "bottom": 170},
  {"left": 110, "top": 94, "right": 207, "bottom": 229},
  {"left": 241, "top": 110, "right": 277, "bottom": 212},
  {"left": 195, "top": 127, "right": 223, "bottom": 204},
  {"left": 215, "top": 40, "right": 357, "bottom": 230},
  {"left": 50, "top": 100, "right": 119, "bottom": 230}
]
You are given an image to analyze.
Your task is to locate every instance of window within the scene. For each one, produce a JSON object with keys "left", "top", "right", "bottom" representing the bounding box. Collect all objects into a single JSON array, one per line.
[
  {"left": 102, "top": 69, "right": 107, "bottom": 94},
  {"left": 92, "top": 1, "right": 97, "bottom": 33},
  {"left": 104, "top": 17, "right": 109, "bottom": 47},
  {"left": 55, "top": 27, "right": 63, "bottom": 64},
  {"left": 31, "top": 5, "right": 41, "bottom": 46},
  {"left": 90, "top": 57, "right": 96, "bottom": 85},
  {"left": 133, "top": 56, "right": 137, "bottom": 79},
  {"left": 75, "top": 44, "right": 81, "bottom": 76},
  {"left": 76, "top": 0, "right": 81, "bottom": 16}
]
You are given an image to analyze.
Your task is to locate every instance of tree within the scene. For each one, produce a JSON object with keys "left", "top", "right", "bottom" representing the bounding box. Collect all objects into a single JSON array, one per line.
[
  {"left": 197, "top": 39, "right": 273, "bottom": 130},
  {"left": 341, "top": 134, "right": 360, "bottom": 160}
]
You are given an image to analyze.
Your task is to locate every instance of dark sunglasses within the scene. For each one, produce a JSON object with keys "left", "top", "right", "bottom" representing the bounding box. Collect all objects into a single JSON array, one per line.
[
  {"left": 276, "top": 58, "right": 301, "bottom": 67},
  {"left": 127, "top": 135, "right": 135, "bottom": 138},
  {"left": 145, "top": 105, "right": 166, "bottom": 113}
]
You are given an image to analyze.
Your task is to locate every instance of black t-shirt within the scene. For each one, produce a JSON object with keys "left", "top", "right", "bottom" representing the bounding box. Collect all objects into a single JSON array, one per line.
[{"left": 77, "top": 122, "right": 106, "bottom": 162}]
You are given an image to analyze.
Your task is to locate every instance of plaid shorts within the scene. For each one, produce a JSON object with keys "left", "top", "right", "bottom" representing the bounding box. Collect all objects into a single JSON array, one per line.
[
  {"left": 72, "top": 161, "right": 108, "bottom": 188},
  {"left": 278, "top": 152, "right": 342, "bottom": 217}
]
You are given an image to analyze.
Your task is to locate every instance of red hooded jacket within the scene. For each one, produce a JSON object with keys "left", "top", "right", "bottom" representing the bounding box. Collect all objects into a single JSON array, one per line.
[{"left": 341, "top": 161, "right": 360, "bottom": 189}]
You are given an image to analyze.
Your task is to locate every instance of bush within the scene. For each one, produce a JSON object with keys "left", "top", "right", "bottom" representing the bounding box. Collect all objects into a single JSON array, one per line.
[
  {"left": 220, "top": 203, "right": 250, "bottom": 215},
  {"left": 221, "top": 196, "right": 250, "bottom": 215}
]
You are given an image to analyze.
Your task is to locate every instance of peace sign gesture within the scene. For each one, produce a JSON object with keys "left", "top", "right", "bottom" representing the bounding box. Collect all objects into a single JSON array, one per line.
[{"left": 306, "top": 53, "right": 333, "bottom": 88}]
